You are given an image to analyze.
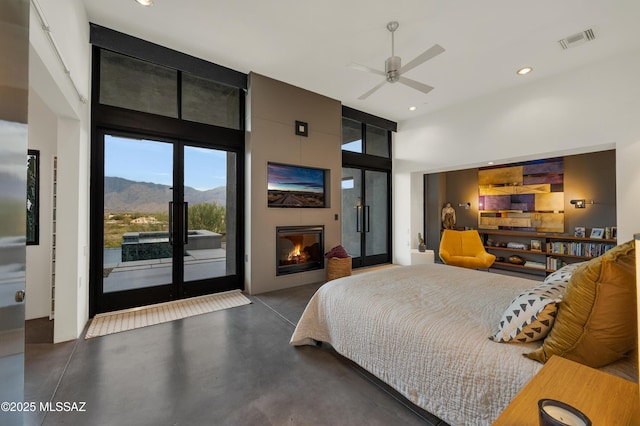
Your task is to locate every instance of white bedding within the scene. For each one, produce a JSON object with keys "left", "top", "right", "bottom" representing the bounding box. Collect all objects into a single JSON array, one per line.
[{"left": 290, "top": 263, "right": 547, "bottom": 426}]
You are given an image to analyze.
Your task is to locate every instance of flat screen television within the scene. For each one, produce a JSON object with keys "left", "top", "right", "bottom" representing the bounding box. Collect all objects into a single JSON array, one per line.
[{"left": 267, "top": 162, "right": 327, "bottom": 208}]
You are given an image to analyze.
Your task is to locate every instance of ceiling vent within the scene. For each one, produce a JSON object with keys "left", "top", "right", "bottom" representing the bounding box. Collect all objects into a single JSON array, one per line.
[{"left": 558, "top": 28, "right": 596, "bottom": 50}]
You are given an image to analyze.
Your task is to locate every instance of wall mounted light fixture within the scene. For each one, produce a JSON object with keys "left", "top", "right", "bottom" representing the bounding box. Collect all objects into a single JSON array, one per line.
[
  {"left": 570, "top": 199, "right": 596, "bottom": 208},
  {"left": 458, "top": 202, "right": 471, "bottom": 210},
  {"left": 295, "top": 121, "right": 308, "bottom": 137}
]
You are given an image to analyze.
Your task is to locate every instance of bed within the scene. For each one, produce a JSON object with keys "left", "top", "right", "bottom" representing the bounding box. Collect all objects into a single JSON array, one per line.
[{"left": 290, "top": 262, "right": 637, "bottom": 426}]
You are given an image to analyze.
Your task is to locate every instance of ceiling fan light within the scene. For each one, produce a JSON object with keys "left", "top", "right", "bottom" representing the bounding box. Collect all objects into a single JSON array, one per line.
[{"left": 517, "top": 67, "right": 533, "bottom": 75}]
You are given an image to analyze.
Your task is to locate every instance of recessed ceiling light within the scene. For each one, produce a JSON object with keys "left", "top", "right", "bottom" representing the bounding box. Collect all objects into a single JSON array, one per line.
[
  {"left": 488, "top": 161, "right": 495, "bottom": 165},
  {"left": 517, "top": 67, "right": 533, "bottom": 75},
  {"left": 135, "top": 0, "right": 153, "bottom": 6},
  {"left": 408, "top": 106, "right": 417, "bottom": 111}
]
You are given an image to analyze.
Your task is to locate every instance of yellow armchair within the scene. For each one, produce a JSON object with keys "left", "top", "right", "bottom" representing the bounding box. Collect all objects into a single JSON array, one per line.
[{"left": 439, "top": 229, "right": 496, "bottom": 269}]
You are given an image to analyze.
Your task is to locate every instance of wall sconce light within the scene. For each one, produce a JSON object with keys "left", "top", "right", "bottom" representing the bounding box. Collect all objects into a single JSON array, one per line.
[
  {"left": 570, "top": 199, "right": 596, "bottom": 208},
  {"left": 458, "top": 202, "right": 471, "bottom": 210},
  {"left": 295, "top": 120, "right": 308, "bottom": 137}
]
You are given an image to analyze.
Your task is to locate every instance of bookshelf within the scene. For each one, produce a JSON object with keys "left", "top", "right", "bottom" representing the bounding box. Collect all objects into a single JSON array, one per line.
[{"left": 478, "top": 230, "right": 616, "bottom": 276}]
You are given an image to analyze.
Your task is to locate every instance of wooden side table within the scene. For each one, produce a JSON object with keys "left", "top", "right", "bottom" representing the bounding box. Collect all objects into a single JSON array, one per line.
[{"left": 492, "top": 356, "right": 639, "bottom": 425}]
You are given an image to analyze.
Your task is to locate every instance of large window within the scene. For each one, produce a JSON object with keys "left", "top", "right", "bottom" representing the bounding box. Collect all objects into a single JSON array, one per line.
[
  {"left": 89, "top": 25, "right": 246, "bottom": 315},
  {"left": 98, "top": 50, "right": 243, "bottom": 130},
  {"left": 341, "top": 117, "right": 390, "bottom": 158}
]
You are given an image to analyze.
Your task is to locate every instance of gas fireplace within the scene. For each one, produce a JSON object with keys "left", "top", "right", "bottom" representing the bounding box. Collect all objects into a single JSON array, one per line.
[{"left": 276, "top": 226, "right": 324, "bottom": 276}]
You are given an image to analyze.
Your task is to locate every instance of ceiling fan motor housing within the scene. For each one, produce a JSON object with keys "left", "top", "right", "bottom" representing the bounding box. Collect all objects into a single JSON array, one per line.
[{"left": 385, "top": 56, "right": 401, "bottom": 83}]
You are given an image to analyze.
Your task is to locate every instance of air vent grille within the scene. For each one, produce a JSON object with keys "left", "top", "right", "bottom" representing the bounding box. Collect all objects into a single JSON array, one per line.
[{"left": 558, "top": 28, "right": 596, "bottom": 50}]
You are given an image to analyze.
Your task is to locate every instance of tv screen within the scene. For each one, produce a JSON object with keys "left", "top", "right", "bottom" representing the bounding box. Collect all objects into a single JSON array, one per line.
[{"left": 267, "top": 162, "right": 326, "bottom": 208}]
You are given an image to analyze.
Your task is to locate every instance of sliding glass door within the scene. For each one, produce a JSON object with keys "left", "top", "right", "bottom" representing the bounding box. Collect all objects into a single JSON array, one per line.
[{"left": 96, "top": 132, "right": 240, "bottom": 313}]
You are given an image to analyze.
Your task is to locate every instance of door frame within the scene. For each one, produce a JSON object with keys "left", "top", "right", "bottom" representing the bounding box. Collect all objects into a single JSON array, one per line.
[
  {"left": 341, "top": 164, "right": 392, "bottom": 268},
  {"left": 90, "top": 120, "right": 244, "bottom": 316}
]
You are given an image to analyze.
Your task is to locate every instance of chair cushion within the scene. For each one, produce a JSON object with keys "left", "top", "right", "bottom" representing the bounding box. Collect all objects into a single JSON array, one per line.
[{"left": 526, "top": 240, "right": 637, "bottom": 367}]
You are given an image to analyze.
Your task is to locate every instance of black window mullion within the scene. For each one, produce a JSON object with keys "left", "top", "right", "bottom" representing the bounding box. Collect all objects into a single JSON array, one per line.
[{"left": 177, "top": 70, "right": 183, "bottom": 120}]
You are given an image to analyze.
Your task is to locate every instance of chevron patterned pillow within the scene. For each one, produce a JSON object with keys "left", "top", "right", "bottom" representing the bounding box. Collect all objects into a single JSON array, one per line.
[{"left": 490, "top": 262, "right": 585, "bottom": 343}]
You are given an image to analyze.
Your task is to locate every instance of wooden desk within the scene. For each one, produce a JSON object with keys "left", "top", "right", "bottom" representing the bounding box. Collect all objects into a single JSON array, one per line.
[{"left": 492, "top": 356, "right": 640, "bottom": 425}]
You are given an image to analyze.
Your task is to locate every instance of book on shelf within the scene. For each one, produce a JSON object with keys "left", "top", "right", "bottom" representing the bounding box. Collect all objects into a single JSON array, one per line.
[
  {"left": 525, "top": 261, "right": 546, "bottom": 269},
  {"left": 545, "top": 241, "right": 615, "bottom": 258},
  {"left": 546, "top": 257, "right": 567, "bottom": 271}
]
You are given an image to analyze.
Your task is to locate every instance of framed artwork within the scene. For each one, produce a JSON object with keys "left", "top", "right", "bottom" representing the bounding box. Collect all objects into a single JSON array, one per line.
[
  {"left": 574, "top": 226, "right": 585, "bottom": 238},
  {"left": 590, "top": 228, "right": 604, "bottom": 239},
  {"left": 27, "top": 150, "right": 40, "bottom": 245},
  {"left": 530, "top": 239, "right": 542, "bottom": 251}
]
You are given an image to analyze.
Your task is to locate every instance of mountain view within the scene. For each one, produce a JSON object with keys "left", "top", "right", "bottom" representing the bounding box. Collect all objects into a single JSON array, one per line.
[{"left": 104, "top": 176, "right": 227, "bottom": 213}]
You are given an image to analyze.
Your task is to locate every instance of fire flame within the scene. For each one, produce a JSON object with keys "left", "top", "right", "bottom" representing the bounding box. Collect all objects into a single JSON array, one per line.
[{"left": 288, "top": 244, "right": 309, "bottom": 263}]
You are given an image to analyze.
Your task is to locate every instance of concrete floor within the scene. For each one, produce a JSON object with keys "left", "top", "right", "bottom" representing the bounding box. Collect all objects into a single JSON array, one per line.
[{"left": 24, "top": 281, "right": 447, "bottom": 426}]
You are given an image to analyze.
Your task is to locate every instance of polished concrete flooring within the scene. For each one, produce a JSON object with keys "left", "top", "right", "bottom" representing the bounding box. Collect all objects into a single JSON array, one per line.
[{"left": 25, "top": 279, "right": 448, "bottom": 426}]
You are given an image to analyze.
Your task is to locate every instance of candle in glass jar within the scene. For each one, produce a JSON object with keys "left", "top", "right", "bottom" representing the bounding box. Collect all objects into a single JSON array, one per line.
[
  {"left": 543, "top": 406, "right": 586, "bottom": 425},
  {"left": 538, "top": 399, "right": 591, "bottom": 426}
]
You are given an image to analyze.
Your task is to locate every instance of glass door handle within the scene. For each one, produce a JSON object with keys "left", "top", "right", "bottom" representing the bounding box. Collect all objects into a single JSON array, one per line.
[
  {"left": 364, "top": 205, "right": 371, "bottom": 233},
  {"left": 356, "top": 205, "right": 363, "bottom": 233},
  {"left": 183, "top": 202, "right": 189, "bottom": 244},
  {"left": 168, "top": 201, "right": 174, "bottom": 245}
]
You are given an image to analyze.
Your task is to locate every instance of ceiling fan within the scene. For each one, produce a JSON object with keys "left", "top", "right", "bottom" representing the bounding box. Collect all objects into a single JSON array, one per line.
[{"left": 350, "top": 21, "right": 445, "bottom": 100}]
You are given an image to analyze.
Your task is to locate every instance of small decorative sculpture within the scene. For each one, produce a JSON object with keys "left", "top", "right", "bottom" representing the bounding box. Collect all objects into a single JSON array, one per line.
[
  {"left": 417, "top": 233, "right": 426, "bottom": 252},
  {"left": 442, "top": 202, "right": 456, "bottom": 229}
]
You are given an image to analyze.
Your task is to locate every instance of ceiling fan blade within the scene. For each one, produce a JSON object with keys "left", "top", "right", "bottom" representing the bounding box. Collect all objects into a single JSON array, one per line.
[
  {"left": 348, "top": 63, "right": 386, "bottom": 77},
  {"left": 358, "top": 80, "right": 388, "bottom": 100},
  {"left": 398, "top": 76, "right": 434, "bottom": 95},
  {"left": 399, "top": 44, "right": 445, "bottom": 74}
]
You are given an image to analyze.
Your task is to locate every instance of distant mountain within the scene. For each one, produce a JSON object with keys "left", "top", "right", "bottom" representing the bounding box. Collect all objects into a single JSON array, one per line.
[{"left": 104, "top": 176, "right": 227, "bottom": 213}]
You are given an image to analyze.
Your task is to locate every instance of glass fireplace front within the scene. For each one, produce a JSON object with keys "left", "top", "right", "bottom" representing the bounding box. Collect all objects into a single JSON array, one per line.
[{"left": 276, "top": 226, "right": 324, "bottom": 276}]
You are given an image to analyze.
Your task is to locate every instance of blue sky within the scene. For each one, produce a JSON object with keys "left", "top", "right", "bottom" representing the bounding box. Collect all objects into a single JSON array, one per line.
[{"left": 104, "top": 135, "right": 228, "bottom": 190}]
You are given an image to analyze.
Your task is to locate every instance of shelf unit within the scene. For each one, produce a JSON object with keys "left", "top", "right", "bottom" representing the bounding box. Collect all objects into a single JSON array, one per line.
[{"left": 479, "top": 230, "right": 616, "bottom": 276}]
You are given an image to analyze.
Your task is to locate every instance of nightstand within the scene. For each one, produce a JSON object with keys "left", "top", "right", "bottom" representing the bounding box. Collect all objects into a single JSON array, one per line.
[{"left": 492, "top": 356, "right": 639, "bottom": 425}]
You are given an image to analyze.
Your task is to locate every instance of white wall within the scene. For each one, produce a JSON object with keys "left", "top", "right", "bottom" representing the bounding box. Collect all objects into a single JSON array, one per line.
[
  {"left": 28, "top": 0, "right": 91, "bottom": 342},
  {"left": 393, "top": 49, "right": 640, "bottom": 265},
  {"left": 25, "top": 90, "right": 56, "bottom": 320}
]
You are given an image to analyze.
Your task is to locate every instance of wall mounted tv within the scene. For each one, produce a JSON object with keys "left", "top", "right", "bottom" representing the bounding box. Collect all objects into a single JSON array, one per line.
[{"left": 267, "top": 162, "right": 327, "bottom": 208}]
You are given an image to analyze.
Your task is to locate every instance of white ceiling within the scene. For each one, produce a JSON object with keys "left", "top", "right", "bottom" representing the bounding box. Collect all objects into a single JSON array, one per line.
[{"left": 82, "top": 0, "right": 640, "bottom": 123}]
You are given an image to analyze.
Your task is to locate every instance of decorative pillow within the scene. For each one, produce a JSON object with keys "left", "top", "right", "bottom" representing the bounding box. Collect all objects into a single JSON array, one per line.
[
  {"left": 526, "top": 240, "right": 637, "bottom": 367},
  {"left": 490, "top": 262, "right": 583, "bottom": 343},
  {"left": 489, "top": 265, "right": 575, "bottom": 343}
]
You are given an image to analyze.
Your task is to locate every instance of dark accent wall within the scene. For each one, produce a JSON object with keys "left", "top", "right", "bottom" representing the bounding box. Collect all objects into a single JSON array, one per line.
[
  {"left": 564, "top": 150, "right": 616, "bottom": 233},
  {"left": 445, "top": 168, "right": 479, "bottom": 229},
  {"left": 424, "top": 173, "right": 446, "bottom": 251},
  {"left": 424, "top": 150, "right": 617, "bottom": 251}
]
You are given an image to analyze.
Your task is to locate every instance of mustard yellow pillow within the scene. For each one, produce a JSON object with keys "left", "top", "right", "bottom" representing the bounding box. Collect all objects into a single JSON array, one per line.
[{"left": 526, "top": 240, "right": 637, "bottom": 367}]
